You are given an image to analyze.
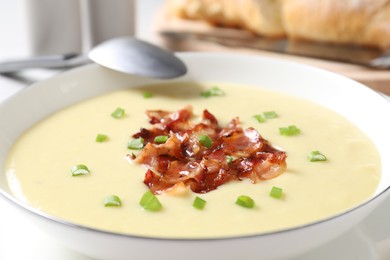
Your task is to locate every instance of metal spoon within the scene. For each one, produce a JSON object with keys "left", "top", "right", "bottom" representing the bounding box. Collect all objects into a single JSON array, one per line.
[{"left": 0, "top": 37, "right": 187, "bottom": 79}]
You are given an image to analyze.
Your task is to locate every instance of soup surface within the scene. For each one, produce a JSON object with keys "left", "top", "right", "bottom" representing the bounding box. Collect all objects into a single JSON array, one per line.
[{"left": 5, "top": 82, "right": 381, "bottom": 238}]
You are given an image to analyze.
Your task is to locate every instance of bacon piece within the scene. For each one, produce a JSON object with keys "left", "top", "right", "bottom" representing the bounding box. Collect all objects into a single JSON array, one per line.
[
  {"left": 187, "top": 148, "right": 238, "bottom": 193},
  {"left": 221, "top": 127, "right": 264, "bottom": 157},
  {"left": 232, "top": 152, "right": 287, "bottom": 182},
  {"left": 129, "top": 107, "right": 287, "bottom": 194},
  {"left": 145, "top": 105, "right": 193, "bottom": 133}
]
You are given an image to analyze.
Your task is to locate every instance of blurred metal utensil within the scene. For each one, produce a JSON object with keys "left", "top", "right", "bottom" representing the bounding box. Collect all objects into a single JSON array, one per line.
[{"left": 0, "top": 53, "right": 89, "bottom": 74}]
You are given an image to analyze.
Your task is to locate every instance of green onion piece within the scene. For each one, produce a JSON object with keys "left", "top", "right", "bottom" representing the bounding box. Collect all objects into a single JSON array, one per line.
[
  {"left": 128, "top": 137, "right": 145, "bottom": 150},
  {"left": 279, "top": 125, "right": 301, "bottom": 136},
  {"left": 104, "top": 195, "right": 122, "bottom": 207},
  {"left": 200, "top": 86, "right": 225, "bottom": 98},
  {"left": 95, "top": 133, "right": 108, "bottom": 142},
  {"left": 226, "top": 155, "right": 234, "bottom": 164},
  {"left": 154, "top": 135, "right": 169, "bottom": 143},
  {"left": 235, "top": 195, "right": 255, "bottom": 208},
  {"left": 270, "top": 186, "right": 283, "bottom": 199},
  {"left": 143, "top": 91, "right": 153, "bottom": 98},
  {"left": 193, "top": 196, "right": 206, "bottom": 210},
  {"left": 111, "top": 107, "right": 125, "bottom": 119},
  {"left": 139, "top": 190, "right": 162, "bottom": 211},
  {"left": 198, "top": 134, "right": 213, "bottom": 148},
  {"left": 308, "top": 151, "right": 327, "bottom": 162},
  {"left": 253, "top": 114, "right": 265, "bottom": 123},
  {"left": 263, "top": 111, "right": 278, "bottom": 119},
  {"left": 70, "top": 164, "right": 90, "bottom": 176}
]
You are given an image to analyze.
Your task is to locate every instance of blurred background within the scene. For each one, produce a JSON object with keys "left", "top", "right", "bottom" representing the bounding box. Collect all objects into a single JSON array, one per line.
[{"left": 0, "top": 0, "right": 163, "bottom": 58}]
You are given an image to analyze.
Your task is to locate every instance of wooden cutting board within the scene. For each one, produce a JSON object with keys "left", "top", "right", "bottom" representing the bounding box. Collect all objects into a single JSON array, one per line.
[{"left": 152, "top": 11, "right": 390, "bottom": 95}]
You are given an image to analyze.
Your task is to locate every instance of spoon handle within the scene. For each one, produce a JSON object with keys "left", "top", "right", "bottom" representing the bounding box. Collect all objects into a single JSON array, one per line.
[{"left": 0, "top": 53, "right": 89, "bottom": 73}]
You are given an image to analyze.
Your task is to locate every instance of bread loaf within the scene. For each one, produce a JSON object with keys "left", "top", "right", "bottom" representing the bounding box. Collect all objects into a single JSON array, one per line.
[
  {"left": 166, "top": 0, "right": 285, "bottom": 37},
  {"left": 166, "top": 0, "right": 390, "bottom": 49},
  {"left": 283, "top": 0, "right": 390, "bottom": 49}
]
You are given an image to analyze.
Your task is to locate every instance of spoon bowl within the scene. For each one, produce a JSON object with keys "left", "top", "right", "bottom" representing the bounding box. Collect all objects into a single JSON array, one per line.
[{"left": 88, "top": 37, "right": 187, "bottom": 79}]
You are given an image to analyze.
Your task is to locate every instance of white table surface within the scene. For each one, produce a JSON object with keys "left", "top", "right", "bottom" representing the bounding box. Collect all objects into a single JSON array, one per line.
[{"left": 1, "top": 1, "right": 390, "bottom": 259}]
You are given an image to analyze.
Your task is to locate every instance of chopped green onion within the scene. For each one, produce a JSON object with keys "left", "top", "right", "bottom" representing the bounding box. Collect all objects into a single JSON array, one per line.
[
  {"left": 111, "top": 107, "right": 125, "bottom": 119},
  {"left": 198, "top": 134, "right": 213, "bottom": 148},
  {"left": 143, "top": 91, "right": 153, "bottom": 98},
  {"left": 226, "top": 155, "right": 234, "bottom": 164},
  {"left": 263, "top": 111, "right": 278, "bottom": 119},
  {"left": 253, "top": 114, "right": 265, "bottom": 123},
  {"left": 308, "top": 151, "right": 327, "bottom": 162},
  {"left": 104, "top": 195, "right": 122, "bottom": 207},
  {"left": 139, "top": 190, "right": 162, "bottom": 211},
  {"left": 154, "top": 135, "right": 169, "bottom": 143},
  {"left": 70, "top": 164, "right": 90, "bottom": 176},
  {"left": 193, "top": 196, "right": 206, "bottom": 210},
  {"left": 279, "top": 125, "right": 301, "bottom": 136},
  {"left": 270, "top": 186, "right": 283, "bottom": 199},
  {"left": 235, "top": 195, "right": 255, "bottom": 208},
  {"left": 200, "top": 86, "right": 225, "bottom": 98},
  {"left": 95, "top": 133, "right": 108, "bottom": 142},
  {"left": 128, "top": 137, "right": 145, "bottom": 150}
]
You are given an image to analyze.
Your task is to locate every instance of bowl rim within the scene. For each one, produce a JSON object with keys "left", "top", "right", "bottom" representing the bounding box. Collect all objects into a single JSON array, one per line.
[{"left": 1, "top": 175, "right": 390, "bottom": 242}]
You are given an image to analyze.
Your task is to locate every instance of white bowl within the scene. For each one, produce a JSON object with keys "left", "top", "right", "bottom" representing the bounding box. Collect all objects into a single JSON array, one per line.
[{"left": 0, "top": 53, "right": 389, "bottom": 260}]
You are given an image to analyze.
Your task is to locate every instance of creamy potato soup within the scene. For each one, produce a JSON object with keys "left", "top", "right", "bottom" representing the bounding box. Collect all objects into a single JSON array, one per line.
[{"left": 5, "top": 82, "right": 381, "bottom": 238}]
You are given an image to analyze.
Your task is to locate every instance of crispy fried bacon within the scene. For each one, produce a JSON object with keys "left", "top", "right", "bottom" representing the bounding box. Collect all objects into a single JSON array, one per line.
[{"left": 130, "top": 106, "right": 287, "bottom": 194}]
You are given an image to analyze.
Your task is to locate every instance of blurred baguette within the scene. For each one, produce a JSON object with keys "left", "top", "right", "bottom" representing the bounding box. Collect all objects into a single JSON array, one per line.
[
  {"left": 283, "top": 0, "right": 390, "bottom": 49},
  {"left": 166, "top": 0, "right": 390, "bottom": 49},
  {"left": 166, "top": 0, "right": 285, "bottom": 37}
]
